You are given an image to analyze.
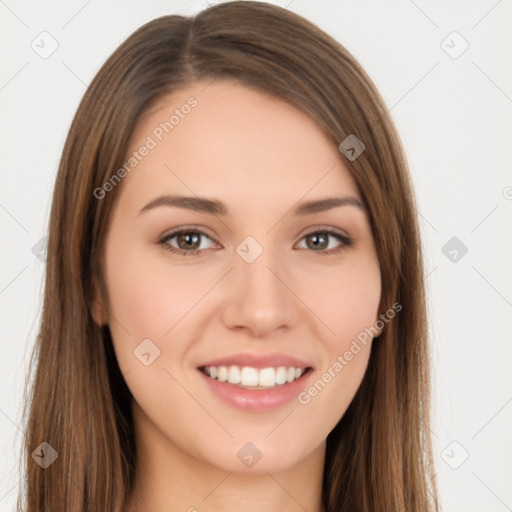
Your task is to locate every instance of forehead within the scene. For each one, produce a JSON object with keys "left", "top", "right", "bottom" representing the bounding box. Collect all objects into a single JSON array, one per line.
[{"left": 119, "top": 80, "right": 362, "bottom": 213}]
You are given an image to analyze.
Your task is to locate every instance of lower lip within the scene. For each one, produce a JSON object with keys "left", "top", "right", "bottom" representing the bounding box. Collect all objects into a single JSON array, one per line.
[{"left": 198, "top": 369, "right": 314, "bottom": 412}]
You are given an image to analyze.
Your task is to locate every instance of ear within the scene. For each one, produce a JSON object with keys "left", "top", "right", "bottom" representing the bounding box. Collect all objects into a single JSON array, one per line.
[
  {"left": 371, "top": 314, "right": 384, "bottom": 339},
  {"left": 369, "top": 328, "right": 382, "bottom": 340},
  {"left": 90, "top": 278, "right": 108, "bottom": 327}
]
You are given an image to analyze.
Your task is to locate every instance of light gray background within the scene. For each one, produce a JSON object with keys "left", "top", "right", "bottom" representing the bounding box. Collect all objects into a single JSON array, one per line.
[{"left": 1, "top": 1, "right": 511, "bottom": 511}]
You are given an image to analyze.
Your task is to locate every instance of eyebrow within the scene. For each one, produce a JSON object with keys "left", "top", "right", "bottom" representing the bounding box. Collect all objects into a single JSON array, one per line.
[{"left": 138, "top": 194, "right": 367, "bottom": 216}]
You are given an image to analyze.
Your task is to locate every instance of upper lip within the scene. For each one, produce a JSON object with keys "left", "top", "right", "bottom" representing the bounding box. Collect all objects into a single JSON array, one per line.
[{"left": 198, "top": 352, "right": 313, "bottom": 370}]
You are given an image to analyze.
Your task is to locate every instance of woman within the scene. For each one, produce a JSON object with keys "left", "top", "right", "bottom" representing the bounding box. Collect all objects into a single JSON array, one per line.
[{"left": 19, "top": 2, "right": 439, "bottom": 511}]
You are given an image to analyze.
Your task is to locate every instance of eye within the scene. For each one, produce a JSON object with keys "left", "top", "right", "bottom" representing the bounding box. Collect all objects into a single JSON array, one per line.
[
  {"left": 295, "top": 229, "right": 354, "bottom": 255},
  {"left": 158, "top": 227, "right": 354, "bottom": 257},
  {"left": 159, "top": 228, "right": 217, "bottom": 256}
]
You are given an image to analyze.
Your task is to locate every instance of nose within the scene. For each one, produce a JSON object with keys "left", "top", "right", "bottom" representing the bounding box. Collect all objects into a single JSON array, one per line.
[{"left": 220, "top": 249, "right": 299, "bottom": 338}]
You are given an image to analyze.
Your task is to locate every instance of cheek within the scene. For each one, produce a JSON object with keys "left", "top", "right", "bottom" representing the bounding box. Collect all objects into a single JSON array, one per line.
[
  {"left": 104, "top": 249, "right": 210, "bottom": 413},
  {"left": 298, "top": 254, "right": 381, "bottom": 349},
  {"left": 105, "top": 245, "right": 214, "bottom": 339},
  {"left": 297, "top": 256, "right": 379, "bottom": 422},
  {"left": 296, "top": 269, "right": 378, "bottom": 431}
]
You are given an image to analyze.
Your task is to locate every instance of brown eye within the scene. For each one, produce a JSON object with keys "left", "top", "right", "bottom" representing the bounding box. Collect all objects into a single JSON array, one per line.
[
  {"left": 297, "top": 230, "right": 353, "bottom": 255},
  {"left": 159, "top": 229, "right": 215, "bottom": 256},
  {"left": 305, "top": 232, "right": 329, "bottom": 250},
  {"left": 175, "top": 232, "right": 201, "bottom": 250}
]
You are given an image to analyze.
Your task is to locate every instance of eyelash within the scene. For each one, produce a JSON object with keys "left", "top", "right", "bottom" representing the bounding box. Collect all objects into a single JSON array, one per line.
[{"left": 158, "top": 227, "right": 354, "bottom": 257}]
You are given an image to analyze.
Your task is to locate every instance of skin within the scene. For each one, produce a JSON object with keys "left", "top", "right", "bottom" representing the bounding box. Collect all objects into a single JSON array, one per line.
[{"left": 92, "top": 79, "right": 382, "bottom": 512}]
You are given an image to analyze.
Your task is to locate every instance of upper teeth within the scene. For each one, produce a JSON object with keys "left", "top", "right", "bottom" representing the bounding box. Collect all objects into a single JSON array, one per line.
[{"left": 202, "top": 365, "right": 306, "bottom": 387}]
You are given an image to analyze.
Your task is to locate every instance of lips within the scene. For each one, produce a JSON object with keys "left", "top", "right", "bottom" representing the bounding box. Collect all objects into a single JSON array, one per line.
[
  {"left": 198, "top": 366, "right": 313, "bottom": 411},
  {"left": 196, "top": 352, "right": 315, "bottom": 411},
  {"left": 197, "top": 352, "right": 313, "bottom": 370}
]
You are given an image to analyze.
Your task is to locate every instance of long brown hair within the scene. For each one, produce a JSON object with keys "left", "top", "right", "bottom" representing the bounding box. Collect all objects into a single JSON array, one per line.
[{"left": 18, "top": 2, "right": 439, "bottom": 511}]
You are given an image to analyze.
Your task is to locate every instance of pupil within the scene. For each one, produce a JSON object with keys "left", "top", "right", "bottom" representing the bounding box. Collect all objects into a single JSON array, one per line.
[
  {"left": 179, "top": 233, "right": 199, "bottom": 250},
  {"left": 310, "top": 233, "right": 327, "bottom": 250}
]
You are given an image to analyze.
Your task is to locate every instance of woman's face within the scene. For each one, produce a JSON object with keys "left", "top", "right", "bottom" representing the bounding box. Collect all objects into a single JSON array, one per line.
[{"left": 94, "top": 79, "right": 381, "bottom": 474}]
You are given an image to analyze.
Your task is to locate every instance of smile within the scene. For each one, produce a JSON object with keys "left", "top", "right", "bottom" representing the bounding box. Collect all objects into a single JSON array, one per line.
[{"left": 199, "top": 365, "right": 310, "bottom": 389}]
